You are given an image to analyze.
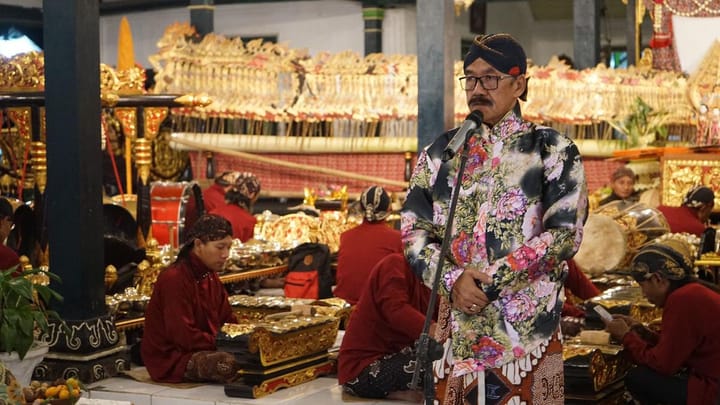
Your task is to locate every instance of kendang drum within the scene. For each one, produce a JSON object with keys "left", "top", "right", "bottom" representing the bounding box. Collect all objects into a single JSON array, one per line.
[
  {"left": 150, "top": 181, "right": 204, "bottom": 247},
  {"left": 574, "top": 200, "right": 670, "bottom": 276}
]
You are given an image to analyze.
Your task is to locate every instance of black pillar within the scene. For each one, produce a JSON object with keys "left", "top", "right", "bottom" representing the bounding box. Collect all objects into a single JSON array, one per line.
[
  {"left": 573, "top": 0, "right": 601, "bottom": 69},
  {"left": 416, "top": 0, "right": 455, "bottom": 150},
  {"left": 43, "top": 0, "right": 104, "bottom": 321},
  {"left": 189, "top": 0, "right": 214, "bottom": 38},
  {"left": 362, "top": 5, "right": 383, "bottom": 55},
  {"left": 41, "top": 0, "right": 127, "bottom": 383}
]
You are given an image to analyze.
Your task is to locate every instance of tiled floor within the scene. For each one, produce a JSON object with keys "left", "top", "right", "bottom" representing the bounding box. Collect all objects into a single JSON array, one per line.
[{"left": 87, "top": 374, "right": 420, "bottom": 405}]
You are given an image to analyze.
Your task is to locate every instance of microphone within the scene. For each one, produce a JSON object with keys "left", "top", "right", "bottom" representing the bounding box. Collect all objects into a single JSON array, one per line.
[{"left": 442, "top": 111, "right": 484, "bottom": 162}]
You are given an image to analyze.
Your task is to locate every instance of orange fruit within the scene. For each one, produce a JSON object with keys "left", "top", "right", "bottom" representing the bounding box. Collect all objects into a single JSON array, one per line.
[
  {"left": 45, "top": 386, "right": 60, "bottom": 398},
  {"left": 58, "top": 388, "right": 70, "bottom": 400}
]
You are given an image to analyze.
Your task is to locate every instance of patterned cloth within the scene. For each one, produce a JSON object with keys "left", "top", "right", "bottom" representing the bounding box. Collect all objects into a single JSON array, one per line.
[
  {"left": 343, "top": 346, "right": 423, "bottom": 399},
  {"left": 401, "top": 109, "right": 587, "bottom": 384},
  {"left": 436, "top": 328, "right": 564, "bottom": 405},
  {"left": 359, "top": 186, "right": 391, "bottom": 222}
]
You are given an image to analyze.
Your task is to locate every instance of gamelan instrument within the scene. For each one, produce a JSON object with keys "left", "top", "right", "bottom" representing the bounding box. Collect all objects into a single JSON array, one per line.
[
  {"left": 149, "top": 181, "right": 203, "bottom": 247},
  {"left": 220, "top": 295, "right": 350, "bottom": 398},
  {"left": 574, "top": 200, "right": 670, "bottom": 276}
]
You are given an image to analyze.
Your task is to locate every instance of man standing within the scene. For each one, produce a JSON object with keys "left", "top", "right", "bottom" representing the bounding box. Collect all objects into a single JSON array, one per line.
[{"left": 401, "top": 34, "right": 587, "bottom": 404}]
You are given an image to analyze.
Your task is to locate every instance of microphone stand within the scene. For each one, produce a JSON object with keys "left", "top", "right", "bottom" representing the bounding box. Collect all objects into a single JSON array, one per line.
[{"left": 411, "top": 127, "right": 477, "bottom": 405}]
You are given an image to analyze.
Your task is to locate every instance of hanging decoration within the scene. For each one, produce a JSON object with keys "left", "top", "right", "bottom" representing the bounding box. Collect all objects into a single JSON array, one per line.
[{"left": 644, "top": 0, "right": 720, "bottom": 71}]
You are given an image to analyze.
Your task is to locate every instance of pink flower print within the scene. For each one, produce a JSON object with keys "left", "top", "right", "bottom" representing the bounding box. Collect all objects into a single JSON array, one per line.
[
  {"left": 507, "top": 245, "right": 538, "bottom": 271},
  {"left": 545, "top": 150, "right": 564, "bottom": 181},
  {"left": 451, "top": 231, "right": 473, "bottom": 264},
  {"left": 492, "top": 157, "right": 500, "bottom": 168},
  {"left": 472, "top": 336, "right": 505, "bottom": 366},
  {"left": 512, "top": 346, "right": 526, "bottom": 358},
  {"left": 495, "top": 188, "right": 527, "bottom": 221},
  {"left": 502, "top": 292, "right": 536, "bottom": 322}
]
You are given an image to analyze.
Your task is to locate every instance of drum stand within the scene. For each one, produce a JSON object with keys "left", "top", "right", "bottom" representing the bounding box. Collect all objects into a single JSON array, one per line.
[{"left": 411, "top": 127, "right": 481, "bottom": 405}]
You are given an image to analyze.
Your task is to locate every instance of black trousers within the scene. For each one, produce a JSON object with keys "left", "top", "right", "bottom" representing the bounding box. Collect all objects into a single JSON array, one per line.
[{"left": 624, "top": 365, "right": 688, "bottom": 405}]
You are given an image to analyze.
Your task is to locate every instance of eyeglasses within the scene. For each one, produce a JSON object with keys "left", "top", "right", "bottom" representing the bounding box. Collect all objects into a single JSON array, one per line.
[{"left": 458, "top": 75, "right": 516, "bottom": 91}]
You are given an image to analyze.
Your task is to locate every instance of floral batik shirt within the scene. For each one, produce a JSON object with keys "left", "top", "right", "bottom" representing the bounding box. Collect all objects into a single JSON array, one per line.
[{"left": 401, "top": 110, "right": 587, "bottom": 377}]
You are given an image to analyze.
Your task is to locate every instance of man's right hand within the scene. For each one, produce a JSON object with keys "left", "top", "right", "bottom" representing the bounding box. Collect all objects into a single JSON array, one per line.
[{"left": 451, "top": 268, "right": 492, "bottom": 315}]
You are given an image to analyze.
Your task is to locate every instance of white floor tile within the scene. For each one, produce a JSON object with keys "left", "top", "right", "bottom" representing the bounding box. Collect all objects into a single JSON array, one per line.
[
  {"left": 89, "top": 390, "right": 151, "bottom": 405},
  {"left": 87, "top": 377, "right": 168, "bottom": 395},
  {"left": 87, "top": 373, "right": 422, "bottom": 405}
]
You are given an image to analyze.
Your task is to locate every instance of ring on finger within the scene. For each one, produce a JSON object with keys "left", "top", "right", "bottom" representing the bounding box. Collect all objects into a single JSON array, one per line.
[{"left": 470, "top": 303, "right": 479, "bottom": 312}]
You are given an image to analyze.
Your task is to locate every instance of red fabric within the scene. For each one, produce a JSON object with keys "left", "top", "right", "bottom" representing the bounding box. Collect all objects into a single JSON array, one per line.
[
  {"left": 0, "top": 244, "right": 20, "bottom": 273},
  {"left": 202, "top": 184, "right": 226, "bottom": 213},
  {"left": 334, "top": 221, "right": 402, "bottom": 305},
  {"left": 141, "top": 253, "right": 238, "bottom": 383},
  {"left": 337, "top": 253, "right": 433, "bottom": 384},
  {"left": 209, "top": 203, "right": 256, "bottom": 242},
  {"left": 562, "top": 259, "right": 600, "bottom": 317},
  {"left": 622, "top": 283, "right": 720, "bottom": 405},
  {"left": 656, "top": 205, "right": 707, "bottom": 236}
]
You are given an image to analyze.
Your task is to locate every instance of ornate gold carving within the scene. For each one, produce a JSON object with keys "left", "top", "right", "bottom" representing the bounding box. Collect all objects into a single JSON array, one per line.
[
  {"left": 662, "top": 157, "right": 720, "bottom": 207},
  {"left": 113, "top": 108, "right": 137, "bottom": 139},
  {"left": 0, "top": 52, "right": 44, "bottom": 91},
  {"left": 251, "top": 360, "right": 334, "bottom": 398},
  {"left": 563, "top": 343, "right": 632, "bottom": 392},
  {"left": 30, "top": 141, "right": 47, "bottom": 193},
  {"left": 174, "top": 94, "right": 212, "bottom": 107},
  {"left": 143, "top": 108, "right": 169, "bottom": 142},
  {"left": 6, "top": 108, "right": 32, "bottom": 140},
  {"left": 249, "top": 319, "right": 339, "bottom": 366},
  {"left": 100, "top": 63, "right": 146, "bottom": 95},
  {"left": 134, "top": 138, "right": 152, "bottom": 186}
]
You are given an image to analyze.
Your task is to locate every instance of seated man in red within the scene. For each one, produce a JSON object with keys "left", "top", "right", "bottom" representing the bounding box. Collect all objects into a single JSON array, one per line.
[
  {"left": 657, "top": 185, "right": 714, "bottom": 236},
  {"left": 202, "top": 171, "right": 240, "bottom": 213},
  {"left": 334, "top": 186, "right": 402, "bottom": 305},
  {"left": 338, "top": 253, "right": 438, "bottom": 401},
  {"left": 604, "top": 239, "right": 720, "bottom": 405},
  {"left": 141, "top": 214, "right": 239, "bottom": 383},
  {"left": 210, "top": 173, "right": 260, "bottom": 242}
]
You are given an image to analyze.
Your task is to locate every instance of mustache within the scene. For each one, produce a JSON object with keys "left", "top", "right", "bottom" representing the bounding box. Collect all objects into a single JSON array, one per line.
[{"left": 468, "top": 96, "right": 492, "bottom": 106}]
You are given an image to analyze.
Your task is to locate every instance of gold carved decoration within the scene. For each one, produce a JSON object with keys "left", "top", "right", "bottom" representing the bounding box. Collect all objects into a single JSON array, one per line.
[
  {"left": 134, "top": 138, "right": 152, "bottom": 186},
  {"left": 99, "top": 63, "right": 146, "bottom": 95},
  {"left": 0, "top": 52, "right": 44, "bottom": 91},
  {"left": 563, "top": 343, "right": 632, "bottom": 392},
  {"left": 113, "top": 108, "right": 137, "bottom": 140},
  {"left": 249, "top": 318, "right": 339, "bottom": 366},
  {"left": 30, "top": 142, "right": 47, "bottom": 194},
  {"left": 151, "top": 126, "right": 189, "bottom": 181},
  {"left": 661, "top": 156, "right": 720, "bottom": 207},
  {"left": 142, "top": 108, "right": 168, "bottom": 142},
  {"left": 0, "top": 53, "right": 143, "bottom": 94},
  {"left": 251, "top": 360, "right": 334, "bottom": 398}
]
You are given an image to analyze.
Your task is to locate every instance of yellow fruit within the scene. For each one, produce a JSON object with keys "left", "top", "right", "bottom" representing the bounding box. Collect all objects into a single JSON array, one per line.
[
  {"left": 73, "top": 388, "right": 81, "bottom": 398},
  {"left": 44, "top": 386, "right": 60, "bottom": 398},
  {"left": 67, "top": 377, "right": 80, "bottom": 389},
  {"left": 58, "top": 387, "right": 70, "bottom": 400}
]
